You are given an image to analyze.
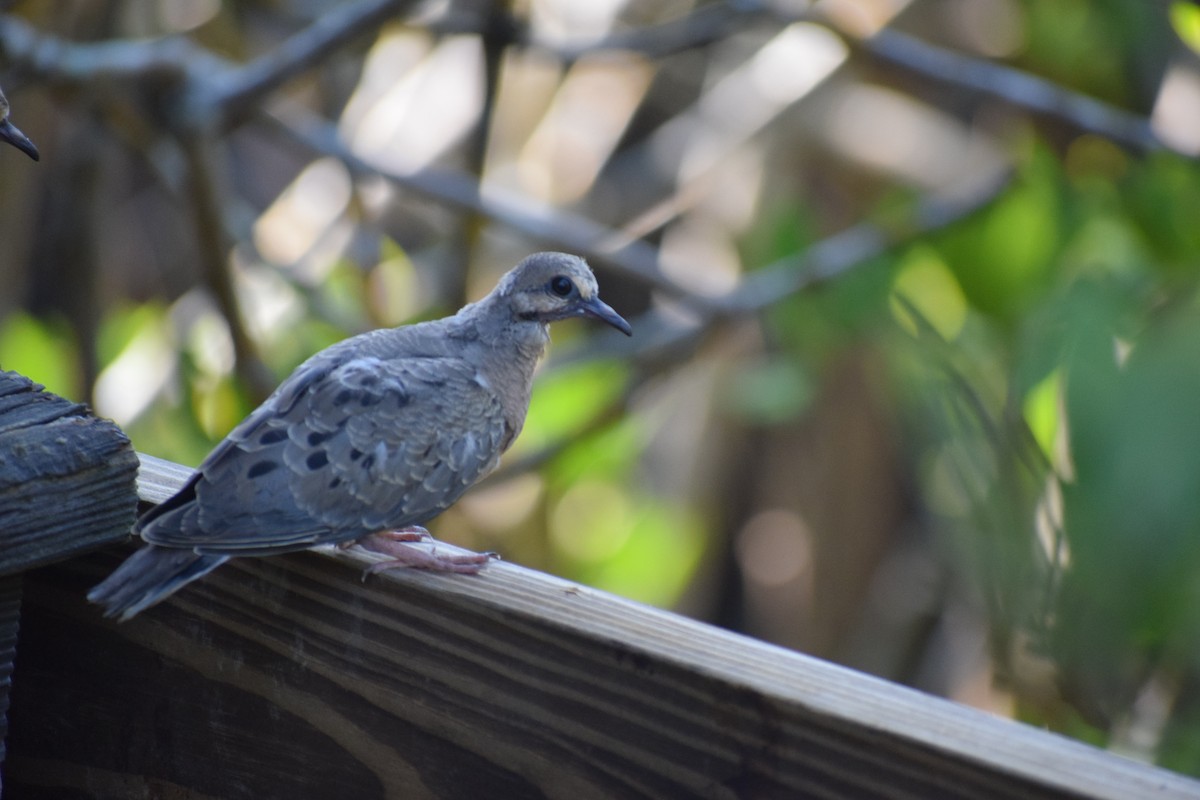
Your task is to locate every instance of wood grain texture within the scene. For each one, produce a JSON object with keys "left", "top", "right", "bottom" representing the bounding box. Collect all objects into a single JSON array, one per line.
[
  {"left": 135, "top": 452, "right": 195, "bottom": 505},
  {"left": 0, "top": 371, "right": 139, "bottom": 574},
  {"left": 4, "top": 456, "right": 1199, "bottom": 799}
]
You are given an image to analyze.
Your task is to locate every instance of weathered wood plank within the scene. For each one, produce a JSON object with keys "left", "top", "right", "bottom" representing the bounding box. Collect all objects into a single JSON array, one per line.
[
  {"left": 0, "top": 371, "right": 139, "bottom": 575},
  {"left": 5, "top": 456, "right": 1200, "bottom": 799},
  {"left": 134, "top": 452, "right": 195, "bottom": 505}
]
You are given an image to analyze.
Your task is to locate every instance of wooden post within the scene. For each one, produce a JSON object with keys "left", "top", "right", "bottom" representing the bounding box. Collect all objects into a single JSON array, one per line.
[
  {"left": 0, "top": 371, "right": 139, "bottom": 572},
  {"left": 0, "top": 370, "right": 139, "bottom": 793}
]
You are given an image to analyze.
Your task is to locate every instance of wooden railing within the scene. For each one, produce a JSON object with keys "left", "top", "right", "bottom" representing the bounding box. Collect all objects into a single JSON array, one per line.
[{"left": 2, "top": 373, "right": 1200, "bottom": 798}]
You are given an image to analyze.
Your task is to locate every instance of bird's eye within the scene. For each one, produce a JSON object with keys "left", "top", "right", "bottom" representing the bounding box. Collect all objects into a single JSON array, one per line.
[{"left": 549, "top": 276, "right": 574, "bottom": 297}]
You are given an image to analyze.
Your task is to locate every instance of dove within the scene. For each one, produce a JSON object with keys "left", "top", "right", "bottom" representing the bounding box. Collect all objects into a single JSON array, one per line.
[{"left": 89, "top": 252, "right": 631, "bottom": 620}]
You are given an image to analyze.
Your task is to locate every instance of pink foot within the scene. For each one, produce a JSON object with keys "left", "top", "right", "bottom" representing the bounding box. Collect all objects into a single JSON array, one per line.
[
  {"left": 356, "top": 528, "right": 497, "bottom": 577},
  {"left": 340, "top": 526, "right": 431, "bottom": 549}
]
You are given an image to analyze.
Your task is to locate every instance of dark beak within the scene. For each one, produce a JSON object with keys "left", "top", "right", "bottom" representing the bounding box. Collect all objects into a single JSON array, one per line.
[
  {"left": 0, "top": 118, "right": 40, "bottom": 161},
  {"left": 581, "top": 296, "right": 632, "bottom": 336}
]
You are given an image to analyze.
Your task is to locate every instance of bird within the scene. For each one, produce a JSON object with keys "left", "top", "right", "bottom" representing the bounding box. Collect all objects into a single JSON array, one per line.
[
  {"left": 90, "top": 252, "right": 631, "bottom": 620},
  {"left": 0, "top": 85, "right": 40, "bottom": 161}
]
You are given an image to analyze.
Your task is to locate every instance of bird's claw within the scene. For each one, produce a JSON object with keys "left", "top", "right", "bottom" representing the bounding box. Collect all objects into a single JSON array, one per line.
[{"left": 356, "top": 529, "right": 497, "bottom": 579}]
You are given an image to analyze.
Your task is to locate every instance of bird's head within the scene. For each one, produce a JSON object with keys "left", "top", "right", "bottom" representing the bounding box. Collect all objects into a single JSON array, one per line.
[{"left": 498, "top": 252, "right": 632, "bottom": 336}]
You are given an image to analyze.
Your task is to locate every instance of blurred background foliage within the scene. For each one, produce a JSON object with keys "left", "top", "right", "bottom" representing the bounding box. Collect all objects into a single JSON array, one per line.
[{"left": 4, "top": 0, "right": 1200, "bottom": 775}]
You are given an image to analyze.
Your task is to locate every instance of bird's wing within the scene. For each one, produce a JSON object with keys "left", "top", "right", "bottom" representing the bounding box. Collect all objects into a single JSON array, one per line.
[{"left": 141, "top": 354, "right": 508, "bottom": 554}]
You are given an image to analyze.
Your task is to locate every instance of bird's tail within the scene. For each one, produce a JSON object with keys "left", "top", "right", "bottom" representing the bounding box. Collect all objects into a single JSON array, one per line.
[{"left": 88, "top": 546, "right": 228, "bottom": 621}]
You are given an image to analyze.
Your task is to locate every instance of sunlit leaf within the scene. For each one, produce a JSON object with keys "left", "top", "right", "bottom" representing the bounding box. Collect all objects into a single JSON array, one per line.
[
  {"left": 97, "top": 302, "right": 169, "bottom": 369},
  {"left": 550, "top": 478, "right": 634, "bottom": 562},
  {"left": 93, "top": 304, "right": 176, "bottom": 427},
  {"left": 520, "top": 360, "right": 628, "bottom": 449},
  {"left": 576, "top": 498, "right": 706, "bottom": 608},
  {"left": 0, "top": 313, "right": 80, "bottom": 399},
  {"left": 938, "top": 148, "right": 1061, "bottom": 320},
  {"left": 121, "top": 393, "right": 216, "bottom": 468},
  {"left": 191, "top": 372, "right": 252, "bottom": 441},
  {"left": 1170, "top": 2, "right": 1200, "bottom": 55},
  {"left": 549, "top": 417, "right": 643, "bottom": 486},
  {"left": 1022, "top": 369, "right": 1060, "bottom": 463},
  {"left": 890, "top": 245, "right": 968, "bottom": 341}
]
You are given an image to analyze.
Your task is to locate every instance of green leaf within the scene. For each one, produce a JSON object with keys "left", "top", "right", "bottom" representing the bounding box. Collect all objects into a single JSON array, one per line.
[
  {"left": 1170, "top": 2, "right": 1200, "bottom": 55},
  {"left": 938, "top": 148, "right": 1062, "bottom": 321},
  {"left": 890, "top": 244, "right": 968, "bottom": 341},
  {"left": 521, "top": 360, "right": 629, "bottom": 448},
  {"left": 1022, "top": 368, "right": 1061, "bottom": 462},
  {"left": 564, "top": 494, "right": 706, "bottom": 608},
  {"left": 0, "top": 313, "right": 80, "bottom": 399},
  {"left": 97, "top": 302, "right": 169, "bottom": 369}
]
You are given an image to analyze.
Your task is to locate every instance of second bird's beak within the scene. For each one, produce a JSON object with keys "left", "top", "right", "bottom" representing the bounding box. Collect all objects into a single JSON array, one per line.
[
  {"left": 581, "top": 297, "right": 632, "bottom": 336},
  {"left": 0, "top": 119, "right": 39, "bottom": 161}
]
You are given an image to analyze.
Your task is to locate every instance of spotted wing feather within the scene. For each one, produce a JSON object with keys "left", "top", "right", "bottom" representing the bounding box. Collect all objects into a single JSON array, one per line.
[{"left": 141, "top": 355, "right": 507, "bottom": 554}]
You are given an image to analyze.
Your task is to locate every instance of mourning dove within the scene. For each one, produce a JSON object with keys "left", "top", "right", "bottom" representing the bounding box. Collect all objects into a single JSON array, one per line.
[
  {"left": 0, "top": 85, "right": 40, "bottom": 161},
  {"left": 90, "top": 252, "right": 631, "bottom": 620}
]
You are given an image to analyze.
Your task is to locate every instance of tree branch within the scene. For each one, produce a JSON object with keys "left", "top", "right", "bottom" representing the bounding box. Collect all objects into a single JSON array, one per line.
[
  {"left": 1, "top": 3, "right": 419, "bottom": 132},
  {"left": 260, "top": 105, "right": 700, "bottom": 303},
  {"left": 184, "top": 0, "right": 420, "bottom": 128},
  {"left": 0, "top": 14, "right": 213, "bottom": 88},
  {"left": 717, "top": 168, "right": 1014, "bottom": 318},
  {"left": 850, "top": 27, "right": 1169, "bottom": 155},
  {"left": 426, "top": 2, "right": 1183, "bottom": 158}
]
